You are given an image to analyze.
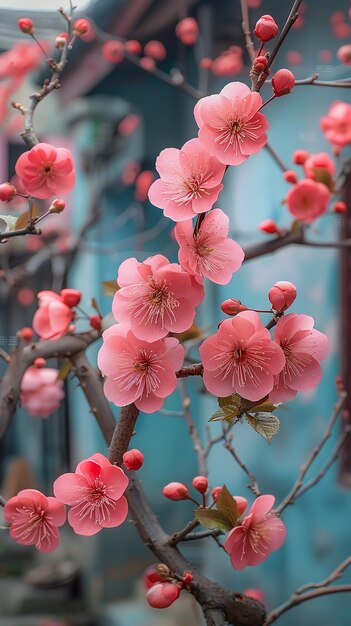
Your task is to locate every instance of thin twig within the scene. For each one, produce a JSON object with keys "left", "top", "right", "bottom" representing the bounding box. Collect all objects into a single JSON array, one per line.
[
  {"left": 0, "top": 494, "right": 7, "bottom": 507},
  {"left": 223, "top": 430, "right": 261, "bottom": 496},
  {"left": 240, "top": 0, "right": 255, "bottom": 62},
  {"left": 178, "top": 379, "right": 207, "bottom": 476}
]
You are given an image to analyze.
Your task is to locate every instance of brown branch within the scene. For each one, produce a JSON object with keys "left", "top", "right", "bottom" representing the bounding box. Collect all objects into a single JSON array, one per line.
[
  {"left": 223, "top": 435, "right": 261, "bottom": 497},
  {"left": 294, "top": 74, "right": 351, "bottom": 88},
  {"left": 275, "top": 390, "right": 347, "bottom": 514},
  {"left": 178, "top": 379, "right": 207, "bottom": 476},
  {"left": 108, "top": 403, "right": 139, "bottom": 466},
  {"left": 240, "top": 0, "right": 255, "bottom": 63},
  {"left": 176, "top": 363, "right": 203, "bottom": 378}
]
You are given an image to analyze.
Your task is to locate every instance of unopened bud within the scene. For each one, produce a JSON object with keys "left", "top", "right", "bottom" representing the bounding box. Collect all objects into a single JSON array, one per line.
[
  {"left": 55, "top": 32, "right": 69, "bottom": 48},
  {"left": 258, "top": 219, "right": 280, "bottom": 234},
  {"left": 162, "top": 482, "right": 189, "bottom": 501},
  {"left": 18, "top": 17, "right": 34, "bottom": 35},
  {"left": 254, "top": 15, "right": 278, "bottom": 42},
  {"left": 18, "top": 327, "right": 33, "bottom": 341},
  {"left": 192, "top": 476, "right": 208, "bottom": 494},
  {"left": 89, "top": 314, "right": 102, "bottom": 330},
  {"left": 253, "top": 55, "right": 269, "bottom": 72},
  {"left": 73, "top": 18, "right": 89, "bottom": 37},
  {"left": 234, "top": 496, "right": 248, "bottom": 515},
  {"left": 268, "top": 281, "right": 297, "bottom": 312},
  {"left": 34, "top": 357, "right": 46, "bottom": 368},
  {"left": 123, "top": 448, "right": 144, "bottom": 470},
  {"left": 49, "top": 199, "right": 66, "bottom": 214},
  {"left": 333, "top": 201, "right": 347, "bottom": 213},
  {"left": 0, "top": 183, "right": 17, "bottom": 202},
  {"left": 272, "top": 68, "right": 295, "bottom": 96},
  {"left": 211, "top": 486, "right": 223, "bottom": 501},
  {"left": 175, "top": 17, "right": 199, "bottom": 46},
  {"left": 60, "top": 288, "right": 81, "bottom": 308},
  {"left": 146, "top": 582, "right": 180, "bottom": 609},
  {"left": 221, "top": 298, "right": 248, "bottom": 316},
  {"left": 183, "top": 571, "right": 193, "bottom": 584},
  {"left": 283, "top": 170, "right": 298, "bottom": 184},
  {"left": 293, "top": 149, "right": 309, "bottom": 165}
]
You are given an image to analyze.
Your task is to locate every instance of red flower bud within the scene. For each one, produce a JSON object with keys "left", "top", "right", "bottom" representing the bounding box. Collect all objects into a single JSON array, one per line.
[
  {"left": 272, "top": 68, "right": 295, "bottom": 96},
  {"left": 89, "top": 315, "right": 102, "bottom": 330},
  {"left": 144, "top": 40, "right": 167, "bottom": 61},
  {"left": 123, "top": 448, "right": 144, "bottom": 470},
  {"left": 211, "top": 486, "right": 223, "bottom": 501},
  {"left": 50, "top": 199, "right": 66, "bottom": 214},
  {"left": 253, "top": 55, "right": 269, "bottom": 72},
  {"left": 18, "top": 327, "right": 33, "bottom": 341},
  {"left": 200, "top": 57, "right": 213, "bottom": 70},
  {"left": 125, "top": 40, "right": 142, "bottom": 55},
  {"left": 283, "top": 170, "right": 298, "bottom": 184},
  {"left": 192, "top": 476, "right": 208, "bottom": 494},
  {"left": 146, "top": 582, "right": 180, "bottom": 609},
  {"left": 221, "top": 298, "right": 248, "bottom": 316},
  {"left": 102, "top": 40, "right": 124, "bottom": 64},
  {"left": 183, "top": 570, "right": 193, "bottom": 584},
  {"left": 269, "top": 281, "right": 297, "bottom": 312},
  {"left": 34, "top": 357, "right": 46, "bottom": 368},
  {"left": 333, "top": 201, "right": 347, "bottom": 213},
  {"left": 293, "top": 149, "right": 309, "bottom": 165},
  {"left": 143, "top": 565, "right": 165, "bottom": 589},
  {"left": 162, "top": 482, "right": 189, "bottom": 501},
  {"left": 0, "top": 183, "right": 17, "bottom": 202},
  {"left": 234, "top": 495, "right": 248, "bottom": 515},
  {"left": 254, "top": 15, "right": 278, "bottom": 42},
  {"left": 55, "top": 32, "right": 69, "bottom": 48},
  {"left": 175, "top": 18, "right": 199, "bottom": 46},
  {"left": 60, "top": 289, "right": 81, "bottom": 308},
  {"left": 258, "top": 219, "right": 280, "bottom": 234},
  {"left": 73, "top": 18, "right": 89, "bottom": 37},
  {"left": 18, "top": 18, "right": 34, "bottom": 35},
  {"left": 139, "top": 56, "right": 156, "bottom": 70}
]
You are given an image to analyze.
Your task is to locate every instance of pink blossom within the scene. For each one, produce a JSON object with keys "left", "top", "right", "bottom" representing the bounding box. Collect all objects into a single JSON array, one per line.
[
  {"left": 33, "top": 291, "right": 73, "bottom": 340},
  {"left": 3, "top": 489, "right": 66, "bottom": 552},
  {"left": 285, "top": 179, "right": 330, "bottom": 222},
  {"left": 15, "top": 143, "right": 75, "bottom": 199},
  {"left": 224, "top": 495, "right": 286, "bottom": 570},
  {"left": 270, "top": 313, "right": 329, "bottom": 403},
  {"left": 200, "top": 311, "right": 285, "bottom": 401},
  {"left": 174, "top": 208, "right": 244, "bottom": 284},
  {"left": 148, "top": 138, "right": 225, "bottom": 221},
  {"left": 97, "top": 324, "right": 184, "bottom": 413},
  {"left": 53, "top": 453, "right": 128, "bottom": 536},
  {"left": 320, "top": 101, "right": 351, "bottom": 147},
  {"left": 211, "top": 49, "right": 243, "bottom": 77},
  {"left": 303, "top": 152, "right": 336, "bottom": 178},
  {"left": 112, "top": 255, "right": 204, "bottom": 341},
  {"left": 337, "top": 44, "right": 351, "bottom": 66},
  {"left": 20, "top": 367, "right": 64, "bottom": 418},
  {"left": 194, "top": 82, "right": 268, "bottom": 166}
]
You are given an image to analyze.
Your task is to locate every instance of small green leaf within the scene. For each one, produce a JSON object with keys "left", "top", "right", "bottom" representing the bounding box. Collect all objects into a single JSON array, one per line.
[
  {"left": 57, "top": 360, "right": 73, "bottom": 381},
  {"left": 218, "top": 393, "right": 242, "bottom": 409},
  {"left": 216, "top": 485, "right": 240, "bottom": 527},
  {"left": 194, "top": 508, "right": 232, "bottom": 532},
  {"left": 249, "top": 399, "right": 279, "bottom": 413},
  {"left": 245, "top": 412, "right": 280, "bottom": 443},
  {"left": 101, "top": 280, "right": 120, "bottom": 296}
]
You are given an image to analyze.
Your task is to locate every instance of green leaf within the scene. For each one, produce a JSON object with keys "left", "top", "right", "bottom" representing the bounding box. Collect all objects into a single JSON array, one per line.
[
  {"left": 57, "top": 360, "right": 73, "bottom": 381},
  {"left": 218, "top": 393, "right": 242, "bottom": 409},
  {"left": 245, "top": 412, "right": 280, "bottom": 443},
  {"left": 194, "top": 508, "right": 232, "bottom": 532},
  {"left": 15, "top": 204, "right": 39, "bottom": 230},
  {"left": 209, "top": 394, "right": 243, "bottom": 423},
  {"left": 249, "top": 399, "right": 279, "bottom": 413},
  {"left": 313, "top": 168, "right": 334, "bottom": 192},
  {"left": 101, "top": 280, "right": 120, "bottom": 296},
  {"left": 216, "top": 485, "right": 240, "bottom": 527}
]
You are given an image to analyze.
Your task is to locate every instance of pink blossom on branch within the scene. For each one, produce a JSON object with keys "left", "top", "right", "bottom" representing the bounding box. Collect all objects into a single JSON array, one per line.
[
  {"left": 53, "top": 453, "right": 128, "bottom": 536},
  {"left": 320, "top": 101, "right": 351, "bottom": 147},
  {"left": 224, "top": 495, "right": 286, "bottom": 570},
  {"left": 15, "top": 143, "right": 75, "bottom": 199},
  {"left": 33, "top": 291, "right": 73, "bottom": 340},
  {"left": 270, "top": 313, "right": 329, "bottom": 403},
  {"left": 303, "top": 152, "right": 336, "bottom": 178},
  {"left": 112, "top": 255, "right": 204, "bottom": 341},
  {"left": 200, "top": 311, "right": 285, "bottom": 401},
  {"left": 148, "top": 138, "right": 225, "bottom": 221},
  {"left": 194, "top": 82, "right": 268, "bottom": 166},
  {"left": 174, "top": 208, "right": 244, "bottom": 285},
  {"left": 285, "top": 179, "right": 330, "bottom": 223},
  {"left": 3, "top": 489, "right": 66, "bottom": 552},
  {"left": 97, "top": 324, "right": 184, "bottom": 413},
  {"left": 20, "top": 367, "right": 64, "bottom": 417}
]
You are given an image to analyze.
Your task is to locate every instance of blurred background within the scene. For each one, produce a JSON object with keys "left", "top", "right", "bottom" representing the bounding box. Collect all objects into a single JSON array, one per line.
[{"left": 0, "top": 0, "right": 350, "bottom": 624}]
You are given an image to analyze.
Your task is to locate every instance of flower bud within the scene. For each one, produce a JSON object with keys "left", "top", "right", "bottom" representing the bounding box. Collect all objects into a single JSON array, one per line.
[
  {"left": 144, "top": 40, "right": 167, "bottom": 61},
  {"left": 293, "top": 149, "right": 309, "bottom": 165},
  {"left": 254, "top": 15, "right": 278, "bottom": 42},
  {"left": 102, "top": 40, "right": 124, "bottom": 64},
  {"left": 60, "top": 289, "right": 81, "bottom": 308},
  {"left": 175, "top": 18, "right": 199, "bottom": 46},
  {"left": 253, "top": 55, "right": 269, "bottom": 72},
  {"left": 89, "top": 315, "right": 102, "bottom": 330},
  {"left": 211, "top": 486, "right": 223, "bottom": 501},
  {"left": 337, "top": 44, "right": 351, "bottom": 66},
  {"left": 125, "top": 40, "right": 142, "bottom": 55},
  {"left": 234, "top": 496, "right": 248, "bottom": 515},
  {"left": 143, "top": 564, "right": 165, "bottom": 589},
  {"left": 272, "top": 68, "right": 295, "bottom": 96},
  {"left": 139, "top": 56, "right": 156, "bottom": 70},
  {"left": 34, "top": 357, "right": 46, "bottom": 368},
  {"left": 55, "top": 32, "right": 69, "bottom": 48},
  {"left": 0, "top": 183, "right": 17, "bottom": 202},
  {"left": 162, "top": 482, "right": 189, "bottom": 501},
  {"left": 49, "top": 199, "right": 66, "bottom": 214},
  {"left": 73, "top": 18, "right": 89, "bottom": 37},
  {"left": 200, "top": 57, "right": 213, "bottom": 70},
  {"left": 18, "top": 18, "right": 34, "bottom": 35},
  {"left": 183, "top": 570, "right": 193, "bottom": 584},
  {"left": 18, "top": 327, "right": 33, "bottom": 341},
  {"left": 123, "top": 448, "right": 144, "bottom": 470},
  {"left": 192, "top": 476, "right": 208, "bottom": 494},
  {"left": 333, "top": 201, "right": 347, "bottom": 213},
  {"left": 283, "top": 170, "right": 298, "bottom": 184},
  {"left": 269, "top": 281, "right": 297, "bottom": 312},
  {"left": 146, "top": 582, "right": 180, "bottom": 609},
  {"left": 258, "top": 219, "right": 280, "bottom": 234},
  {"left": 220, "top": 298, "right": 248, "bottom": 316}
]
